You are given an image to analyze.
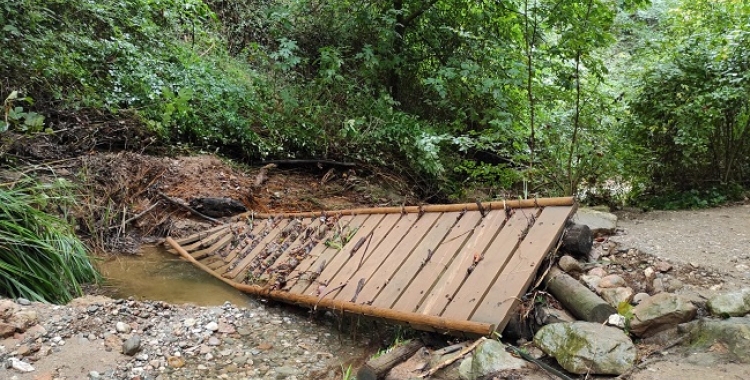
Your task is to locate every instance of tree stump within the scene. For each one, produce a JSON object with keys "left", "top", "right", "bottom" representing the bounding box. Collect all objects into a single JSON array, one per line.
[
  {"left": 357, "top": 340, "right": 424, "bottom": 380},
  {"left": 562, "top": 223, "right": 593, "bottom": 257}
]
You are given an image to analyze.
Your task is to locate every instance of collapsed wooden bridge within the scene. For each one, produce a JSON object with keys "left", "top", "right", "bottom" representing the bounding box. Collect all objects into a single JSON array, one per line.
[{"left": 166, "top": 197, "right": 576, "bottom": 336}]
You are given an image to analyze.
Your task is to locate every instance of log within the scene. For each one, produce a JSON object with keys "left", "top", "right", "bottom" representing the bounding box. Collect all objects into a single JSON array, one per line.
[
  {"left": 561, "top": 223, "right": 592, "bottom": 257},
  {"left": 357, "top": 340, "right": 424, "bottom": 380},
  {"left": 189, "top": 197, "right": 247, "bottom": 217},
  {"left": 544, "top": 267, "right": 615, "bottom": 323}
]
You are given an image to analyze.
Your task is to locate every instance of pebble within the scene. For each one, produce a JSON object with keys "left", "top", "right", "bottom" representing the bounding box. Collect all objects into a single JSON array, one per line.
[
  {"left": 115, "top": 321, "right": 131, "bottom": 333},
  {"left": 89, "top": 370, "right": 100, "bottom": 379},
  {"left": 16, "top": 298, "right": 31, "bottom": 306},
  {"left": 205, "top": 321, "right": 219, "bottom": 332}
]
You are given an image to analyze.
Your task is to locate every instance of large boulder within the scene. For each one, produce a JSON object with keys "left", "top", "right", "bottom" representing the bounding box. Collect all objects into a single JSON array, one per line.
[
  {"left": 630, "top": 293, "right": 697, "bottom": 337},
  {"left": 458, "top": 339, "right": 526, "bottom": 380},
  {"left": 707, "top": 289, "right": 750, "bottom": 317},
  {"left": 572, "top": 208, "right": 617, "bottom": 236},
  {"left": 534, "top": 322, "right": 636, "bottom": 375},
  {"left": 686, "top": 317, "right": 750, "bottom": 363}
]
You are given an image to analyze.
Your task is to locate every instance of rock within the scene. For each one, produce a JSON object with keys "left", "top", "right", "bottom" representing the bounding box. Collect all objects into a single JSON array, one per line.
[
  {"left": 655, "top": 261, "right": 672, "bottom": 273},
  {"left": 205, "top": 322, "right": 219, "bottom": 332},
  {"left": 9, "top": 357, "right": 35, "bottom": 372},
  {"left": 0, "top": 322, "right": 15, "bottom": 338},
  {"left": 183, "top": 318, "right": 196, "bottom": 327},
  {"left": 630, "top": 293, "right": 697, "bottom": 337},
  {"left": 116, "top": 321, "right": 132, "bottom": 334},
  {"left": 580, "top": 275, "right": 601, "bottom": 290},
  {"left": 686, "top": 317, "right": 750, "bottom": 363},
  {"left": 104, "top": 334, "right": 122, "bottom": 351},
  {"left": 644, "top": 267, "right": 655, "bottom": 279},
  {"left": 0, "top": 299, "right": 19, "bottom": 318},
  {"left": 458, "top": 339, "right": 526, "bottom": 380},
  {"left": 34, "top": 371, "right": 55, "bottom": 380},
  {"left": 598, "top": 274, "right": 626, "bottom": 289},
  {"left": 535, "top": 307, "right": 576, "bottom": 325},
  {"left": 588, "top": 267, "right": 608, "bottom": 278},
  {"left": 16, "top": 298, "right": 31, "bottom": 306},
  {"left": 9, "top": 310, "right": 38, "bottom": 330},
  {"left": 572, "top": 208, "right": 617, "bottom": 236},
  {"left": 167, "top": 356, "right": 185, "bottom": 369},
  {"left": 89, "top": 370, "right": 100, "bottom": 379},
  {"left": 607, "top": 314, "right": 626, "bottom": 329},
  {"left": 652, "top": 278, "right": 665, "bottom": 293},
  {"left": 534, "top": 322, "right": 636, "bottom": 375},
  {"left": 736, "top": 264, "right": 749, "bottom": 272},
  {"left": 707, "top": 289, "right": 750, "bottom": 317},
  {"left": 633, "top": 293, "right": 650, "bottom": 305},
  {"left": 217, "top": 321, "right": 235, "bottom": 334},
  {"left": 208, "top": 336, "right": 221, "bottom": 346},
  {"left": 558, "top": 255, "right": 583, "bottom": 273},
  {"left": 667, "top": 278, "right": 684, "bottom": 292},
  {"left": 601, "top": 287, "right": 634, "bottom": 308},
  {"left": 24, "top": 324, "right": 46, "bottom": 339},
  {"left": 122, "top": 335, "right": 142, "bottom": 356}
]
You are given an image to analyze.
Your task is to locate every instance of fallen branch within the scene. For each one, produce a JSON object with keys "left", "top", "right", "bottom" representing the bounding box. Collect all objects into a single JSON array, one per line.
[
  {"left": 314, "top": 283, "right": 346, "bottom": 310},
  {"left": 358, "top": 340, "right": 424, "bottom": 380},
  {"left": 418, "top": 337, "right": 486, "bottom": 378},
  {"left": 108, "top": 201, "right": 160, "bottom": 230},
  {"left": 260, "top": 159, "right": 356, "bottom": 167},
  {"left": 158, "top": 192, "right": 221, "bottom": 225}
]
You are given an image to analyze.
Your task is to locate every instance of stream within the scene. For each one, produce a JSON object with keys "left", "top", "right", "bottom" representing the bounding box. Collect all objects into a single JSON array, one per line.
[{"left": 98, "top": 244, "right": 254, "bottom": 307}]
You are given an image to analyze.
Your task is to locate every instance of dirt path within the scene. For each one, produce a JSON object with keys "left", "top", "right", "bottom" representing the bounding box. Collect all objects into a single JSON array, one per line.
[{"left": 612, "top": 204, "right": 750, "bottom": 292}]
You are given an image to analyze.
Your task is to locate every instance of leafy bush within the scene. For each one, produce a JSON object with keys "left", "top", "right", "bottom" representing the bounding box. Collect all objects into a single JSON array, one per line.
[{"left": 0, "top": 179, "right": 99, "bottom": 303}]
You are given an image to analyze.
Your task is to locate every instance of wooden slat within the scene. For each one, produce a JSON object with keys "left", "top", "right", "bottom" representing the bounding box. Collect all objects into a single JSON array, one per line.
[
  {"left": 173, "top": 223, "right": 232, "bottom": 245},
  {"left": 417, "top": 209, "right": 506, "bottom": 316},
  {"left": 191, "top": 230, "right": 237, "bottom": 260},
  {"left": 355, "top": 212, "right": 441, "bottom": 305},
  {"left": 285, "top": 215, "right": 357, "bottom": 292},
  {"left": 335, "top": 213, "right": 417, "bottom": 302},
  {"left": 331, "top": 213, "right": 403, "bottom": 302},
  {"left": 305, "top": 214, "right": 386, "bottom": 294},
  {"left": 181, "top": 226, "right": 231, "bottom": 252},
  {"left": 372, "top": 212, "right": 460, "bottom": 309},
  {"left": 441, "top": 210, "right": 535, "bottom": 320},
  {"left": 391, "top": 211, "right": 484, "bottom": 312},
  {"left": 258, "top": 217, "right": 321, "bottom": 282},
  {"left": 471, "top": 206, "right": 573, "bottom": 330},
  {"left": 223, "top": 218, "right": 292, "bottom": 280},
  {"left": 207, "top": 220, "right": 268, "bottom": 271}
]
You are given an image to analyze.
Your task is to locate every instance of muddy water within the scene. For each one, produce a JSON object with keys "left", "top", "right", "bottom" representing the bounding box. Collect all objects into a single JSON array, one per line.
[{"left": 98, "top": 245, "right": 254, "bottom": 306}]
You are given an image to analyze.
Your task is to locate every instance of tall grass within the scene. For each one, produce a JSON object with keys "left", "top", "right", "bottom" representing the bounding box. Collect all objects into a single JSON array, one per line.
[{"left": 0, "top": 178, "right": 100, "bottom": 303}]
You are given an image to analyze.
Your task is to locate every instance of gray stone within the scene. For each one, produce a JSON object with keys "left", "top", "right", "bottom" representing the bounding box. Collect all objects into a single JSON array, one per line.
[
  {"left": 122, "top": 335, "right": 142, "bottom": 356},
  {"left": 580, "top": 275, "right": 601, "bottom": 290},
  {"left": 208, "top": 336, "right": 221, "bottom": 346},
  {"left": 598, "top": 274, "right": 626, "bottom": 289},
  {"left": 458, "top": 339, "right": 526, "bottom": 380},
  {"left": 534, "top": 322, "right": 636, "bottom": 375},
  {"left": 633, "top": 293, "right": 650, "bottom": 305},
  {"left": 572, "top": 208, "right": 617, "bottom": 236},
  {"left": 630, "top": 293, "right": 697, "bottom": 337},
  {"left": 686, "top": 317, "right": 750, "bottom": 363},
  {"left": 89, "top": 370, "right": 101, "bottom": 379},
  {"left": 275, "top": 366, "right": 299, "bottom": 376},
  {"left": 116, "top": 321, "right": 131, "bottom": 334},
  {"left": 601, "top": 287, "right": 634, "bottom": 308},
  {"left": 558, "top": 255, "right": 584, "bottom": 273},
  {"left": 588, "top": 267, "right": 608, "bottom": 278},
  {"left": 536, "top": 307, "right": 576, "bottom": 325},
  {"left": 707, "top": 289, "right": 750, "bottom": 317},
  {"left": 16, "top": 298, "right": 31, "bottom": 306},
  {"left": 205, "top": 321, "right": 219, "bottom": 332}
]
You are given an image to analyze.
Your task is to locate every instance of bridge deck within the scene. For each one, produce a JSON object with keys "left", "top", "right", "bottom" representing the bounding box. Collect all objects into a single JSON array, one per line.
[{"left": 166, "top": 197, "right": 576, "bottom": 335}]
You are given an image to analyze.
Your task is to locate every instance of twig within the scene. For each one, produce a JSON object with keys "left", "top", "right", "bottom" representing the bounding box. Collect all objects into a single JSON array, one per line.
[
  {"left": 506, "top": 345, "right": 576, "bottom": 380},
  {"left": 314, "top": 283, "right": 346, "bottom": 310},
  {"left": 350, "top": 278, "right": 366, "bottom": 303},
  {"left": 418, "top": 337, "right": 486, "bottom": 378},
  {"left": 358, "top": 231, "right": 374, "bottom": 270},
  {"left": 157, "top": 191, "right": 221, "bottom": 225}
]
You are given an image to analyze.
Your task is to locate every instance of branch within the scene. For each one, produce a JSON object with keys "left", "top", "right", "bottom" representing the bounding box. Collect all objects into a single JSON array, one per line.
[
  {"left": 259, "top": 159, "right": 356, "bottom": 167},
  {"left": 108, "top": 201, "right": 160, "bottom": 230},
  {"left": 402, "top": 0, "right": 440, "bottom": 28},
  {"left": 418, "top": 337, "right": 486, "bottom": 378},
  {"left": 157, "top": 192, "right": 221, "bottom": 225}
]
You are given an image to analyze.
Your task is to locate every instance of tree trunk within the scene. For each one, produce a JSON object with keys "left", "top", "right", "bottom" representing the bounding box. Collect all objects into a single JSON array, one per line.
[
  {"left": 357, "top": 340, "right": 424, "bottom": 380},
  {"left": 544, "top": 267, "right": 615, "bottom": 323}
]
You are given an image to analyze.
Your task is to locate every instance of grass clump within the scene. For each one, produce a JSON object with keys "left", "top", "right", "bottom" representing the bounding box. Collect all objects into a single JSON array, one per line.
[{"left": 0, "top": 178, "right": 99, "bottom": 303}]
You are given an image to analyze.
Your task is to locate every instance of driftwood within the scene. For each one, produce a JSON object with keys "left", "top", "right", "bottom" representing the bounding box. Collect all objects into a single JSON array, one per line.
[
  {"left": 357, "top": 340, "right": 424, "bottom": 380},
  {"left": 188, "top": 197, "right": 247, "bottom": 217},
  {"left": 561, "top": 223, "right": 592, "bottom": 256},
  {"left": 544, "top": 267, "right": 615, "bottom": 323},
  {"left": 418, "top": 337, "right": 486, "bottom": 378},
  {"left": 158, "top": 192, "right": 221, "bottom": 225}
]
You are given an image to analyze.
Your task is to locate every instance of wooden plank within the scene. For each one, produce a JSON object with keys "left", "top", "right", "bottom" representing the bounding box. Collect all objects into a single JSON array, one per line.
[
  {"left": 335, "top": 213, "right": 417, "bottom": 302},
  {"left": 470, "top": 206, "right": 573, "bottom": 330},
  {"left": 417, "top": 209, "right": 506, "bottom": 316},
  {"left": 372, "top": 212, "right": 459, "bottom": 309},
  {"left": 305, "top": 214, "right": 386, "bottom": 294},
  {"left": 173, "top": 223, "right": 233, "bottom": 245},
  {"left": 284, "top": 215, "right": 356, "bottom": 292},
  {"left": 207, "top": 220, "right": 268, "bottom": 271},
  {"left": 391, "top": 211, "right": 484, "bottom": 312},
  {"left": 258, "top": 217, "right": 321, "bottom": 282},
  {"left": 441, "top": 210, "right": 535, "bottom": 320},
  {"left": 181, "top": 226, "right": 231, "bottom": 252},
  {"left": 191, "top": 231, "right": 236, "bottom": 260},
  {"left": 355, "top": 212, "right": 442, "bottom": 305},
  {"left": 234, "top": 218, "right": 307, "bottom": 282},
  {"left": 223, "top": 218, "right": 292, "bottom": 280},
  {"left": 327, "top": 213, "right": 401, "bottom": 300}
]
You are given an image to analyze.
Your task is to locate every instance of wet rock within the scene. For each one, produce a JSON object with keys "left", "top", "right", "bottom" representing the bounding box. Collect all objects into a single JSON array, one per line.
[
  {"left": 458, "top": 340, "right": 526, "bottom": 380},
  {"left": 534, "top": 322, "right": 635, "bottom": 375},
  {"left": 707, "top": 289, "right": 750, "bottom": 317},
  {"left": 601, "top": 287, "right": 634, "bottom": 308},
  {"left": 558, "top": 255, "right": 583, "bottom": 273},
  {"left": 572, "top": 208, "right": 617, "bottom": 236},
  {"left": 686, "top": 317, "right": 750, "bottom": 363},
  {"left": 123, "top": 335, "right": 142, "bottom": 356},
  {"left": 630, "top": 293, "right": 697, "bottom": 337},
  {"left": 598, "top": 274, "right": 626, "bottom": 289}
]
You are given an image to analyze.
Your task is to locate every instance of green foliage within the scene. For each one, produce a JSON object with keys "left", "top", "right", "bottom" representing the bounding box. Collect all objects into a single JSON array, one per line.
[{"left": 0, "top": 178, "right": 100, "bottom": 303}]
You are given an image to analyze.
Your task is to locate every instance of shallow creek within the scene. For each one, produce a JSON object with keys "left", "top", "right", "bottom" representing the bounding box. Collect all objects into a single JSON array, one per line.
[{"left": 98, "top": 244, "right": 254, "bottom": 307}]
